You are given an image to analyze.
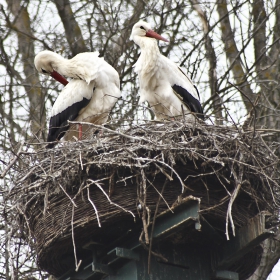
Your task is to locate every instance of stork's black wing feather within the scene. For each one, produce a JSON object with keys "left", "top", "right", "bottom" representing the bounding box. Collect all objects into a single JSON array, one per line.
[
  {"left": 172, "top": 84, "right": 204, "bottom": 120},
  {"left": 46, "top": 97, "right": 91, "bottom": 148}
]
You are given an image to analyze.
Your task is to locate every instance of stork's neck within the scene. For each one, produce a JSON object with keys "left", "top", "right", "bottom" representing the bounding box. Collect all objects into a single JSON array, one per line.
[
  {"left": 51, "top": 55, "right": 73, "bottom": 78},
  {"left": 135, "top": 37, "right": 161, "bottom": 75}
]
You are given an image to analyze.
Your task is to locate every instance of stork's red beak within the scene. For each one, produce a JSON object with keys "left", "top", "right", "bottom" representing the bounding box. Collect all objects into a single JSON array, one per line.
[
  {"left": 146, "top": 29, "right": 169, "bottom": 42},
  {"left": 51, "top": 70, "right": 69, "bottom": 86}
]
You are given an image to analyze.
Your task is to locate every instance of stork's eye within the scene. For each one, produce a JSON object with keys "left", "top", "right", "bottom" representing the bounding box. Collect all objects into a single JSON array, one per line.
[
  {"left": 140, "top": 26, "right": 145, "bottom": 30},
  {"left": 41, "top": 69, "right": 48, "bottom": 74}
]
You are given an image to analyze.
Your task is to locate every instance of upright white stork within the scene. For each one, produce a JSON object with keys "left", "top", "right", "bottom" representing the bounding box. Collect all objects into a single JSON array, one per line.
[
  {"left": 130, "top": 20, "right": 204, "bottom": 121},
  {"left": 34, "top": 50, "right": 121, "bottom": 148}
]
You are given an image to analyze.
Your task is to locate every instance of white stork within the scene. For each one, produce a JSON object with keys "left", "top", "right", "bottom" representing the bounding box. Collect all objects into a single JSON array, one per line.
[
  {"left": 130, "top": 21, "right": 204, "bottom": 121},
  {"left": 34, "top": 50, "right": 121, "bottom": 148}
]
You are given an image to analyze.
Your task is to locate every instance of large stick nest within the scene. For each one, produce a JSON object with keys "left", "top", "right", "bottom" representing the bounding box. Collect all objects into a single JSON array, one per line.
[{"left": 10, "top": 121, "right": 280, "bottom": 277}]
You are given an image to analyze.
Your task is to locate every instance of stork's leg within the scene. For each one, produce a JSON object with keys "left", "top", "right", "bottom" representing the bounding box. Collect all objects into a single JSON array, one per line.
[{"left": 78, "top": 124, "right": 83, "bottom": 140}]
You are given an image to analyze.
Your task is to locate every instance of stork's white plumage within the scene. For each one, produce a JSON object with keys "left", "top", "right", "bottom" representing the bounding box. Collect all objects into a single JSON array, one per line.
[
  {"left": 34, "top": 50, "right": 121, "bottom": 148},
  {"left": 130, "top": 21, "right": 204, "bottom": 121}
]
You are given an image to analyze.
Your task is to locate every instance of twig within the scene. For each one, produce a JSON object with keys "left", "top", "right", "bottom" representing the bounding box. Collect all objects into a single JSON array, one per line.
[
  {"left": 87, "top": 179, "right": 136, "bottom": 220},
  {"left": 1, "top": 140, "right": 24, "bottom": 178},
  {"left": 139, "top": 231, "right": 168, "bottom": 263},
  {"left": 146, "top": 177, "right": 173, "bottom": 213},
  {"left": 43, "top": 186, "right": 49, "bottom": 215},
  {"left": 79, "top": 151, "right": 83, "bottom": 170},
  {"left": 87, "top": 187, "right": 101, "bottom": 227},
  {"left": 58, "top": 183, "right": 77, "bottom": 207},
  {"left": 148, "top": 179, "right": 168, "bottom": 274},
  {"left": 140, "top": 168, "right": 150, "bottom": 244},
  {"left": 154, "top": 163, "right": 173, "bottom": 181},
  {"left": 71, "top": 205, "right": 82, "bottom": 271},
  {"left": 199, "top": 195, "right": 230, "bottom": 213},
  {"left": 226, "top": 183, "right": 242, "bottom": 240}
]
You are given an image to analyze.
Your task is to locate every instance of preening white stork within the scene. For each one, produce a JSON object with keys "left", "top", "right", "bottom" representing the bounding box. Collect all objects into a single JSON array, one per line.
[
  {"left": 34, "top": 50, "right": 121, "bottom": 148},
  {"left": 130, "top": 21, "right": 204, "bottom": 121}
]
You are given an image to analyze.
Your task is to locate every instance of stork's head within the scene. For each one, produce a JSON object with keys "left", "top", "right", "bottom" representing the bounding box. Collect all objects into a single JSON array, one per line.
[
  {"left": 34, "top": 50, "right": 58, "bottom": 74},
  {"left": 130, "top": 20, "right": 168, "bottom": 44},
  {"left": 34, "top": 50, "right": 68, "bottom": 86}
]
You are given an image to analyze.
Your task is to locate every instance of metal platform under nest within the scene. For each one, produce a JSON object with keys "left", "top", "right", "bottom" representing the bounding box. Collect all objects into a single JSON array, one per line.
[{"left": 58, "top": 198, "right": 275, "bottom": 280}]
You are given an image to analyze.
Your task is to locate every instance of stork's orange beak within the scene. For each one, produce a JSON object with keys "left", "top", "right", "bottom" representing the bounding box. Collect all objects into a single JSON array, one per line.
[
  {"left": 51, "top": 70, "right": 69, "bottom": 86},
  {"left": 146, "top": 29, "right": 169, "bottom": 42}
]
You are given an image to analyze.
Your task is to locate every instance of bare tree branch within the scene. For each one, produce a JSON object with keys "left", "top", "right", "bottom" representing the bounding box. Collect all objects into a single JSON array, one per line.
[
  {"left": 217, "top": 0, "right": 255, "bottom": 110},
  {"left": 7, "top": 0, "right": 46, "bottom": 139},
  {"left": 190, "top": 0, "right": 223, "bottom": 123},
  {"left": 53, "top": 0, "right": 88, "bottom": 55}
]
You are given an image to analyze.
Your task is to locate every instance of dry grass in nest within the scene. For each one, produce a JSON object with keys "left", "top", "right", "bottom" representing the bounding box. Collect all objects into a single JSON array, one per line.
[{"left": 8, "top": 120, "right": 280, "bottom": 276}]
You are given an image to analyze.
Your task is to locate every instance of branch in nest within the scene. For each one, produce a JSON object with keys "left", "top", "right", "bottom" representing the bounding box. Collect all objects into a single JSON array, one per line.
[
  {"left": 87, "top": 187, "right": 101, "bottom": 227},
  {"left": 87, "top": 179, "right": 136, "bottom": 220}
]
